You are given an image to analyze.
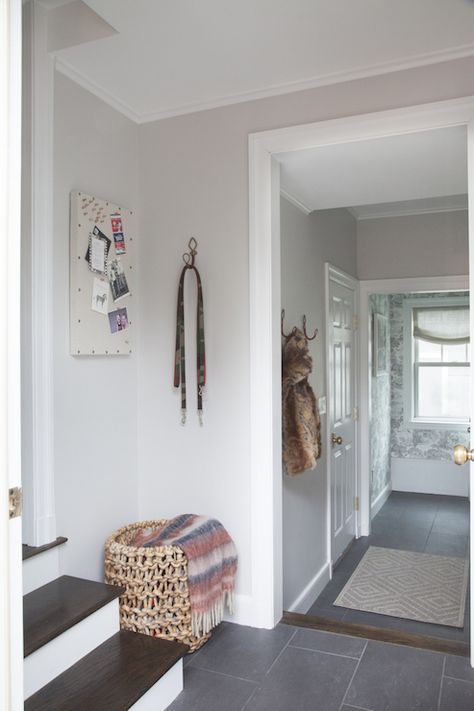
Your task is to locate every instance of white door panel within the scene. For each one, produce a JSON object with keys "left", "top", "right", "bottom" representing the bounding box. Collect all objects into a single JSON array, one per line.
[{"left": 327, "top": 265, "right": 358, "bottom": 566}]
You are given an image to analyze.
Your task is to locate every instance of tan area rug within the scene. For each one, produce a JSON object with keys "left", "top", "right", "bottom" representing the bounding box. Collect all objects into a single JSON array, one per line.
[{"left": 334, "top": 546, "right": 469, "bottom": 628}]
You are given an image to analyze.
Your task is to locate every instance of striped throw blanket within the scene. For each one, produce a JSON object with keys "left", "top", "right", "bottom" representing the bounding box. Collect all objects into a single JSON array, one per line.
[{"left": 133, "top": 514, "right": 238, "bottom": 637}]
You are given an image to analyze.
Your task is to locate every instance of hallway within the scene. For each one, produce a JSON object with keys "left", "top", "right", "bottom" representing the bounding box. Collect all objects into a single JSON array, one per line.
[{"left": 307, "top": 492, "right": 470, "bottom": 643}]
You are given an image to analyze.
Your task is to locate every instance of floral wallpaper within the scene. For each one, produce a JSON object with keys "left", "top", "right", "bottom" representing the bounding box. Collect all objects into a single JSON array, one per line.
[
  {"left": 370, "top": 294, "right": 391, "bottom": 504},
  {"left": 389, "top": 292, "right": 470, "bottom": 461}
]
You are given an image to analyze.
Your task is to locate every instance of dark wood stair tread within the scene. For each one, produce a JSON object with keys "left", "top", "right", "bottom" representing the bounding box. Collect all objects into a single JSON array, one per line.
[
  {"left": 24, "top": 575, "right": 125, "bottom": 657},
  {"left": 25, "top": 630, "right": 188, "bottom": 711},
  {"left": 23, "top": 537, "right": 68, "bottom": 561}
]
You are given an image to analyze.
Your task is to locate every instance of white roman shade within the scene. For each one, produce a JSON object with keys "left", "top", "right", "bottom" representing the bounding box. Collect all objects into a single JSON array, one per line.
[{"left": 413, "top": 305, "right": 470, "bottom": 345}]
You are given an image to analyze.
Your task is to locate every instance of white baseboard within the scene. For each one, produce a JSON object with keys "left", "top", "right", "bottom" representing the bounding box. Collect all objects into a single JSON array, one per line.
[
  {"left": 371, "top": 482, "right": 392, "bottom": 518},
  {"left": 286, "top": 562, "right": 331, "bottom": 615},
  {"left": 391, "top": 457, "right": 469, "bottom": 497},
  {"left": 223, "top": 594, "right": 258, "bottom": 627},
  {"left": 131, "top": 659, "right": 183, "bottom": 711},
  {"left": 23, "top": 546, "right": 60, "bottom": 595}
]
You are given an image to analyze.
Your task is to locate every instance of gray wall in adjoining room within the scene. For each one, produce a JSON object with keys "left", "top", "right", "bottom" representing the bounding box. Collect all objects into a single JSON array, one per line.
[
  {"left": 281, "top": 198, "right": 357, "bottom": 611},
  {"left": 357, "top": 210, "right": 468, "bottom": 280}
]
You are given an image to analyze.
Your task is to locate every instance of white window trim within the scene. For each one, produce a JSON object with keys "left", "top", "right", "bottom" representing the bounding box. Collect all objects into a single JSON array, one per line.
[{"left": 403, "top": 295, "right": 470, "bottom": 431}]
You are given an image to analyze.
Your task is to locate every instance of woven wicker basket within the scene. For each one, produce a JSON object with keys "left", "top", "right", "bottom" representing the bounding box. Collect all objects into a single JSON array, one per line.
[{"left": 105, "top": 520, "right": 211, "bottom": 652}]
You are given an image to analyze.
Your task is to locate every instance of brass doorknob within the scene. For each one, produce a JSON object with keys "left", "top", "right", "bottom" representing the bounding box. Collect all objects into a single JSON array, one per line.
[
  {"left": 331, "top": 433, "right": 343, "bottom": 447},
  {"left": 453, "top": 444, "right": 474, "bottom": 466}
]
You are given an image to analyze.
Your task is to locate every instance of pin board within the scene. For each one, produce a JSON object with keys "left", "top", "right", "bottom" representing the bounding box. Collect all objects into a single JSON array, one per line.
[{"left": 70, "top": 190, "right": 135, "bottom": 356}]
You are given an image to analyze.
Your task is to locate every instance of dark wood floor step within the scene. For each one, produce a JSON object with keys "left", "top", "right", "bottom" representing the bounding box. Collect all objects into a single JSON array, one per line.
[
  {"left": 23, "top": 536, "right": 68, "bottom": 561},
  {"left": 25, "top": 630, "right": 188, "bottom": 711},
  {"left": 24, "top": 575, "right": 125, "bottom": 657}
]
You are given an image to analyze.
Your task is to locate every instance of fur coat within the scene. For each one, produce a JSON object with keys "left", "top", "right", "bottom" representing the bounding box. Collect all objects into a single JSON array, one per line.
[{"left": 282, "top": 328, "right": 321, "bottom": 475}]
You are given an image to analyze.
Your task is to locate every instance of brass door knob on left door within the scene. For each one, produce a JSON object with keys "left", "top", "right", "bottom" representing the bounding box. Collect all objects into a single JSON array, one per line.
[
  {"left": 331, "top": 433, "right": 343, "bottom": 447},
  {"left": 453, "top": 444, "right": 474, "bottom": 466}
]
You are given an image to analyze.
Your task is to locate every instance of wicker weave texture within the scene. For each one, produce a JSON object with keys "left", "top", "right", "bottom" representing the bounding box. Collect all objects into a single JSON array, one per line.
[{"left": 105, "top": 520, "right": 210, "bottom": 652}]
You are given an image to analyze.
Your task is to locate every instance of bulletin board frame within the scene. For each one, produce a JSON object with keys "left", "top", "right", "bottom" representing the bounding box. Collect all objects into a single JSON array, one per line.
[{"left": 69, "top": 190, "right": 135, "bottom": 356}]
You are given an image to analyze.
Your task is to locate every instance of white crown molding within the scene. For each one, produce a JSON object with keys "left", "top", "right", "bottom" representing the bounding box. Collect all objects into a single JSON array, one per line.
[
  {"left": 354, "top": 203, "right": 468, "bottom": 221},
  {"left": 55, "top": 56, "right": 141, "bottom": 123},
  {"left": 280, "top": 189, "right": 312, "bottom": 215},
  {"left": 345, "top": 206, "right": 359, "bottom": 220},
  {"left": 56, "top": 44, "right": 474, "bottom": 125}
]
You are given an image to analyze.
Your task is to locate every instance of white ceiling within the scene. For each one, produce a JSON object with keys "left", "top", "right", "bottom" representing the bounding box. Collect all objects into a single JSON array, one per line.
[
  {"left": 277, "top": 126, "right": 468, "bottom": 216},
  {"left": 50, "top": 0, "right": 474, "bottom": 122}
]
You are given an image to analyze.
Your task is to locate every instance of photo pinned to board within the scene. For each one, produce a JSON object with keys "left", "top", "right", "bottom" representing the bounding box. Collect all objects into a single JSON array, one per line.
[
  {"left": 91, "top": 277, "right": 109, "bottom": 314},
  {"left": 109, "top": 257, "right": 130, "bottom": 302},
  {"left": 86, "top": 225, "right": 111, "bottom": 275},
  {"left": 108, "top": 307, "right": 129, "bottom": 334},
  {"left": 111, "top": 213, "right": 126, "bottom": 254}
]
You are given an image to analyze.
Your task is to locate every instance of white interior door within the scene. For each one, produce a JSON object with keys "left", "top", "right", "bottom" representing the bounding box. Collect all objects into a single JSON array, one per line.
[
  {"left": 326, "top": 264, "right": 358, "bottom": 566},
  {"left": 0, "top": 0, "right": 24, "bottom": 707}
]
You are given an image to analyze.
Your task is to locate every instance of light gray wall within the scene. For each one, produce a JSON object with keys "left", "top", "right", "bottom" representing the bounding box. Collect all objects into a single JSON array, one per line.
[
  {"left": 53, "top": 72, "right": 140, "bottom": 581},
  {"left": 357, "top": 210, "right": 468, "bottom": 280},
  {"left": 281, "top": 199, "right": 356, "bottom": 611},
  {"left": 136, "top": 56, "right": 474, "bottom": 600},
  {"left": 369, "top": 295, "right": 391, "bottom": 507}
]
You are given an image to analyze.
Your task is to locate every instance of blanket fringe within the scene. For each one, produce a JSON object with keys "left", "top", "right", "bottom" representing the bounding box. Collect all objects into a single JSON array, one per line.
[{"left": 191, "top": 590, "right": 234, "bottom": 637}]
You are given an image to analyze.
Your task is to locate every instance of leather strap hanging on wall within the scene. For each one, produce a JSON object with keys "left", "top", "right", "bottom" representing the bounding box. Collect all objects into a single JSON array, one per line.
[{"left": 174, "top": 238, "right": 206, "bottom": 425}]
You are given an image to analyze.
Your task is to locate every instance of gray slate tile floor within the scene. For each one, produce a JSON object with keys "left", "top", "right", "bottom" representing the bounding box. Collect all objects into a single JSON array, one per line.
[
  {"left": 307, "top": 492, "right": 470, "bottom": 643},
  {"left": 167, "top": 623, "right": 474, "bottom": 710},
  {"left": 168, "top": 492, "right": 471, "bottom": 709}
]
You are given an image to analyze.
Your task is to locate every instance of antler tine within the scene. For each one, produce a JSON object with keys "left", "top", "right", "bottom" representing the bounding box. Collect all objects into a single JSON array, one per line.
[{"left": 302, "top": 314, "right": 318, "bottom": 341}]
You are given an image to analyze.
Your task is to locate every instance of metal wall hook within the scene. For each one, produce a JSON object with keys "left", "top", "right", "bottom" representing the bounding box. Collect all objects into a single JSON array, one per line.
[
  {"left": 302, "top": 314, "right": 318, "bottom": 341},
  {"left": 281, "top": 309, "right": 297, "bottom": 339},
  {"left": 281, "top": 309, "right": 318, "bottom": 341}
]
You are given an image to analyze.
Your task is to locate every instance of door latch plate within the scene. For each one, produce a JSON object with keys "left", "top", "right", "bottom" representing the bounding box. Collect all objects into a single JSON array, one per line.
[{"left": 8, "top": 487, "right": 22, "bottom": 519}]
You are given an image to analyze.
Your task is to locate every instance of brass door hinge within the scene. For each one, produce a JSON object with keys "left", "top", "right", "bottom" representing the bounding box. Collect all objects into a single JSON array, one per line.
[
  {"left": 354, "top": 496, "right": 360, "bottom": 512},
  {"left": 352, "top": 406, "right": 359, "bottom": 421},
  {"left": 352, "top": 315, "right": 359, "bottom": 330},
  {"left": 8, "top": 487, "right": 22, "bottom": 519}
]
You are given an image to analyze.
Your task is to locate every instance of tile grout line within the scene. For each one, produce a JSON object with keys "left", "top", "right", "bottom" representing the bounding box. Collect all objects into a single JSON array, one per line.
[
  {"left": 288, "top": 643, "right": 362, "bottom": 661},
  {"left": 337, "top": 640, "right": 369, "bottom": 711},
  {"left": 263, "top": 629, "right": 298, "bottom": 677},
  {"left": 187, "top": 663, "right": 260, "bottom": 686},
  {"left": 443, "top": 675, "right": 474, "bottom": 685},
  {"left": 436, "top": 656, "right": 447, "bottom": 711},
  {"left": 342, "top": 704, "right": 374, "bottom": 711},
  {"left": 238, "top": 630, "right": 298, "bottom": 711},
  {"left": 423, "top": 507, "right": 437, "bottom": 553}
]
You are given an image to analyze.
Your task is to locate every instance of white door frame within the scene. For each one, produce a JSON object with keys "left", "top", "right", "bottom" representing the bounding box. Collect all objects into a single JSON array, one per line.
[
  {"left": 248, "top": 96, "right": 474, "bottom": 660},
  {"left": 1, "top": 0, "right": 24, "bottom": 707},
  {"left": 359, "top": 274, "right": 469, "bottom": 535},
  {"left": 325, "top": 263, "right": 360, "bottom": 567}
]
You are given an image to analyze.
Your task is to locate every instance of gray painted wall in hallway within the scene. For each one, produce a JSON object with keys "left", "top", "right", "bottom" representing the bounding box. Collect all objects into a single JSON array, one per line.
[{"left": 281, "top": 198, "right": 357, "bottom": 610}]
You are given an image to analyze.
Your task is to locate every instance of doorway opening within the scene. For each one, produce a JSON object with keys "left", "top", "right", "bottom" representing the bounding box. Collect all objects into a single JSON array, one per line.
[
  {"left": 279, "top": 127, "right": 470, "bottom": 653},
  {"left": 248, "top": 99, "right": 474, "bottom": 663}
]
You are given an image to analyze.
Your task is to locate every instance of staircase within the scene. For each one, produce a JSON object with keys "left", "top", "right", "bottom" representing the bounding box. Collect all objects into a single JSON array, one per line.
[{"left": 23, "top": 548, "right": 187, "bottom": 710}]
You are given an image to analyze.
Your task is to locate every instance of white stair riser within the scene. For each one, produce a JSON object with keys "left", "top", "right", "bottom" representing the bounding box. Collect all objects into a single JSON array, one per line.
[
  {"left": 23, "top": 547, "right": 60, "bottom": 595},
  {"left": 24, "top": 598, "right": 119, "bottom": 699},
  {"left": 130, "top": 660, "right": 183, "bottom": 711}
]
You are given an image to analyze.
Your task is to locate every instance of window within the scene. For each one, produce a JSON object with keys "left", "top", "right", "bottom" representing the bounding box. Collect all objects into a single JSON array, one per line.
[{"left": 403, "top": 296, "right": 470, "bottom": 430}]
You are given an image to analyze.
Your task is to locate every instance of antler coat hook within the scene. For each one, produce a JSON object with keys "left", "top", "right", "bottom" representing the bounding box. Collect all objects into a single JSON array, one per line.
[
  {"left": 302, "top": 314, "right": 318, "bottom": 341},
  {"left": 281, "top": 309, "right": 318, "bottom": 341}
]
